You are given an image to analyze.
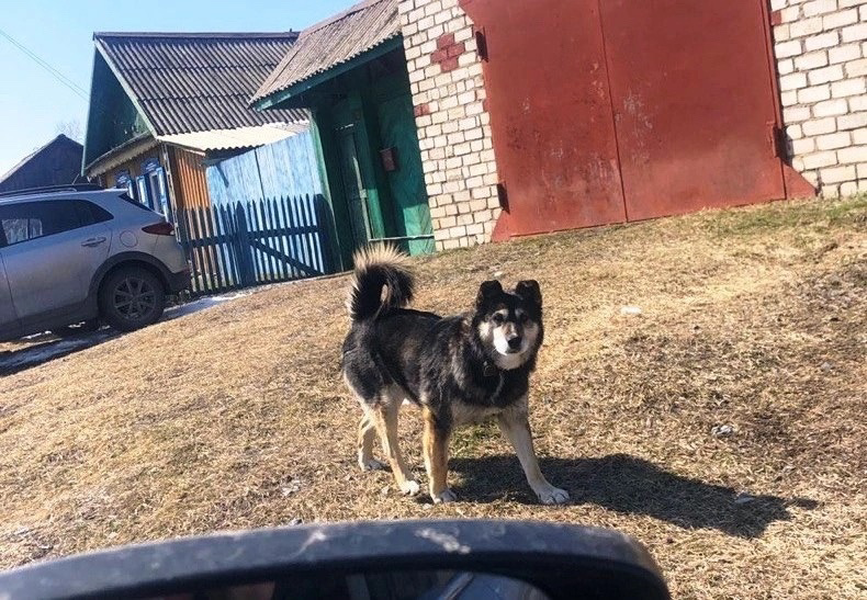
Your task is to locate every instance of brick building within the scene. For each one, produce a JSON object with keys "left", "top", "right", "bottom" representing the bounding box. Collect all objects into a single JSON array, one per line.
[
  {"left": 771, "top": 0, "right": 867, "bottom": 197},
  {"left": 399, "top": 0, "right": 498, "bottom": 249},
  {"left": 256, "top": 0, "right": 865, "bottom": 255},
  {"left": 397, "top": 0, "right": 866, "bottom": 251}
]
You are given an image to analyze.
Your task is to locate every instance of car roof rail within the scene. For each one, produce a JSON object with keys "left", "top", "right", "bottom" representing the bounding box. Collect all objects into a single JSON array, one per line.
[{"left": 0, "top": 183, "right": 105, "bottom": 199}]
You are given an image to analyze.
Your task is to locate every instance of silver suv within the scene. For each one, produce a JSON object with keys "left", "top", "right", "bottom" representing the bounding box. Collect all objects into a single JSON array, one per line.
[{"left": 0, "top": 185, "right": 190, "bottom": 341}]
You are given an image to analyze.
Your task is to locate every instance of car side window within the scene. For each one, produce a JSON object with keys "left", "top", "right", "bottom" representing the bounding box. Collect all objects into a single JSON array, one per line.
[
  {"left": 0, "top": 200, "right": 85, "bottom": 246},
  {"left": 74, "top": 200, "right": 113, "bottom": 226}
]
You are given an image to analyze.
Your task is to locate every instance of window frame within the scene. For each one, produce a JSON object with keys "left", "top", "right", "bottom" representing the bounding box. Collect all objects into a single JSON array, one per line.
[{"left": 0, "top": 198, "right": 113, "bottom": 248}]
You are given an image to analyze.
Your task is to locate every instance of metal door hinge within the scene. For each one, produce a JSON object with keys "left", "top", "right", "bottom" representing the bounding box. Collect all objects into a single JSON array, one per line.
[
  {"left": 769, "top": 123, "right": 787, "bottom": 158},
  {"left": 475, "top": 28, "right": 489, "bottom": 62},
  {"left": 496, "top": 181, "right": 508, "bottom": 211}
]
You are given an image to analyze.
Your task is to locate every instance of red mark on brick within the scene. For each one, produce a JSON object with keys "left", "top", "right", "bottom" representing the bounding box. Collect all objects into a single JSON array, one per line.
[
  {"left": 430, "top": 49, "right": 447, "bottom": 64},
  {"left": 414, "top": 103, "right": 431, "bottom": 117},
  {"left": 770, "top": 10, "right": 783, "bottom": 26},
  {"left": 437, "top": 33, "right": 455, "bottom": 50},
  {"left": 447, "top": 42, "right": 465, "bottom": 58},
  {"left": 440, "top": 57, "right": 459, "bottom": 72}
]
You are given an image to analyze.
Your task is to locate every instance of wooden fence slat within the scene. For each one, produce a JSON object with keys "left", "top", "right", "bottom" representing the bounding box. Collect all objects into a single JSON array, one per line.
[
  {"left": 261, "top": 198, "right": 278, "bottom": 282},
  {"left": 175, "top": 210, "right": 195, "bottom": 295},
  {"left": 306, "top": 194, "right": 324, "bottom": 274},
  {"left": 256, "top": 199, "right": 274, "bottom": 283},
  {"left": 302, "top": 194, "right": 321, "bottom": 275},
  {"left": 183, "top": 208, "right": 206, "bottom": 295},
  {"left": 234, "top": 202, "right": 255, "bottom": 287},
  {"left": 218, "top": 204, "right": 240, "bottom": 288},
  {"left": 287, "top": 198, "right": 307, "bottom": 277},
  {"left": 247, "top": 201, "right": 265, "bottom": 284},
  {"left": 268, "top": 198, "right": 287, "bottom": 281},
  {"left": 279, "top": 197, "right": 301, "bottom": 279},
  {"left": 212, "top": 204, "right": 230, "bottom": 288},
  {"left": 195, "top": 207, "right": 221, "bottom": 292},
  {"left": 206, "top": 206, "right": 227, "bottom": 292},
  {"left": 192, "top": 207, "right": 216, "bottom": 293},
  {"left": 293, "top": 195, "right": 311, "bottom": 274}
]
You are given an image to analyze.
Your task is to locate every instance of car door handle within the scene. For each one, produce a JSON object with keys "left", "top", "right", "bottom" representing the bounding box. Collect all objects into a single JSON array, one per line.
[{"left": 81, "top": 237, "right": 107, "bottom": 247}]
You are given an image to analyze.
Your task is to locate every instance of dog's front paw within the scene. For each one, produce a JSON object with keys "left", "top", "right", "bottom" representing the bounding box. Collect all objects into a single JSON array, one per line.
[
  {"left": 535, "top": 484, "right": 570, "bottom": 505},
  {"left": 400, "top": 480, "right": 421, "bottom": 496},
  {"left": 433, "top": 488, "right": 457, "bottom": 504},
  {"left": 359, "top": 458, "right": 386, "bottom": 472}
]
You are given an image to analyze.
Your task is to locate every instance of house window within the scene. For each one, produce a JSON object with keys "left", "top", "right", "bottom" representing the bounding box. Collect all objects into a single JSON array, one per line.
[
  {"left": 141, "top": 158, "right": 172, "bottom": 220},
  {"left": 116, "top": 170, "right": 136, "bottom": 201},
  {"left": 136, "top": 176, "right": 151, "bottom": 210}
]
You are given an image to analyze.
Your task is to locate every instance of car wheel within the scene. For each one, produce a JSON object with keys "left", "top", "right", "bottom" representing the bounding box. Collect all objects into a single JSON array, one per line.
[{"left": 99, "top": 267, "right": 166, "bottom": 332}]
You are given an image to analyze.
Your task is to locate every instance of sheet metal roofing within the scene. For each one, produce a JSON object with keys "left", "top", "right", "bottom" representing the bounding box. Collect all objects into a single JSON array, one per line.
[
  {"left": 252, "top": 0, "right": 400, "bottom": 106},
  {"left": 94, "top": 32, "right": 308, "bottom": 136},
  {"left": 159, "top": 123, "right": 308, "bottom": 152}
]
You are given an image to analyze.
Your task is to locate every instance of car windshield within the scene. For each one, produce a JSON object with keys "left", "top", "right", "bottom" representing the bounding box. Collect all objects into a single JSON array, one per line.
[{"left": 0, "top": 2, "right": 863, "bottom": 600}]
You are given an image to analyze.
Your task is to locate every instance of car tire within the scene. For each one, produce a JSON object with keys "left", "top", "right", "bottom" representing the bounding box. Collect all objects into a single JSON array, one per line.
[{"left": 99, "top": 267, "right": 166, "bottom": 332}]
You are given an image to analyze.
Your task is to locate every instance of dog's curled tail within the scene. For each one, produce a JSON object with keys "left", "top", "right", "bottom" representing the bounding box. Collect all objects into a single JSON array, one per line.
[{"left": 347, "top": 244, "right": 415, "bottom": 321}]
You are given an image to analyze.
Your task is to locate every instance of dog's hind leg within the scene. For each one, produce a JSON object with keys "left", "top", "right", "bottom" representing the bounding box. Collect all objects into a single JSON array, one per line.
[
  {"left": 371, "top": 394, "right": 420, "bottom": 496},
  {"left": 357, "top": 412, "right": 385, "bottom": 471},
  {"left": 423, "top": 407, "right": 455, "bottom": 503}
]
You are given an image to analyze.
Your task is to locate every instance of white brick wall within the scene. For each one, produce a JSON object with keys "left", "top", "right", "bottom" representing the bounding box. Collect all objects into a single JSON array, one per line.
[
  {"left": 399, "top": 0, "right": 500, "bottom": 250},
  {"left": 773, "top": 0, "right": 867, "bottom": 197}
]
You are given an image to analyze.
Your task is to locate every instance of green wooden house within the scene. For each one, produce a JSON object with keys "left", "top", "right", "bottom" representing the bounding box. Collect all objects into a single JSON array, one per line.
[{"left": 251, "top": 0, "right": 433, "bottom": 267}]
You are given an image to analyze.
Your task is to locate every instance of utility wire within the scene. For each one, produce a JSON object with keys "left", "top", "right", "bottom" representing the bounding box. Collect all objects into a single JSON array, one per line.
[{"left": 0, "top": 27, "right": 88, "bottom": 100}]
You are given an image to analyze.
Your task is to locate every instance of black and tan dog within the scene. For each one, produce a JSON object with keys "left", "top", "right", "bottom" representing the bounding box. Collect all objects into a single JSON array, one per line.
[{"left": 341, "top": 245, "right": 569, "bottom": 504}]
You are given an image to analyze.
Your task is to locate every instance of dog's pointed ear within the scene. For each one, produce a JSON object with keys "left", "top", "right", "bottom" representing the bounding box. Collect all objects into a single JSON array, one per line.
[
  {"left": 476, "top": 280, "right": 503, "bottom": 309},
  {"left": 515, "top": 280, "right": 542, "bottom": 308}
]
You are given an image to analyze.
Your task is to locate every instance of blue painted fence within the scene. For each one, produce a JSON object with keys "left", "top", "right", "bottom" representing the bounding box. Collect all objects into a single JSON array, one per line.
[
  {"left": 176, "top": 194, "right": 332, "bottom": 297},
  {"left": 205, "top": 130, "right": 324, "bottom": 207}
]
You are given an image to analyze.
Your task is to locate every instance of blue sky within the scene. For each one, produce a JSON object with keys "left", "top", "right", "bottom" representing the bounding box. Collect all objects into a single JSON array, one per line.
[{"left": 0, "top": 0, "right": 356, "bottom": 175}]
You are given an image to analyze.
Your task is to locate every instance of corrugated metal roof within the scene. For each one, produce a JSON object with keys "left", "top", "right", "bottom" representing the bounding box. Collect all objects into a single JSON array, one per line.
[
  {"left": 95, "top": 32, "right": 309, "bottom": 136},
  {"left": 158, "top": 123, "right": 308, "bottom": 152},
  {"left": 251, "top": 0, "right": 400, "bottom": 106}
]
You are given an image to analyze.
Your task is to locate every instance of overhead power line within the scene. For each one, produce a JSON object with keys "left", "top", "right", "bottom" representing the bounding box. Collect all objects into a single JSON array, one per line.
[{"left": 0, "top": 27, "right": 88, "bottom": 100}]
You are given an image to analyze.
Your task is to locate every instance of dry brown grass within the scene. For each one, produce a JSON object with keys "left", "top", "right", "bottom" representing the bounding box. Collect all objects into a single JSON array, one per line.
[{"left": 1, "top": 196, "right": 866, "bottom": 598}]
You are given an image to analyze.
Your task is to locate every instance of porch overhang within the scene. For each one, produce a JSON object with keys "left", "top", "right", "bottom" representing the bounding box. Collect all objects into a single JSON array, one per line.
[
  {"left": 84, "top": 133, "right": 159, "bottom": 178},
  {"left": 252, "top": 36, "right": 403, "bottom": 111},
  {"left": 251, "top": 0, "right": 403, "bottom": 111}
]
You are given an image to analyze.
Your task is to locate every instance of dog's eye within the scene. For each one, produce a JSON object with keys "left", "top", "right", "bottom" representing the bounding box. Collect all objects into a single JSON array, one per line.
[{"left": 491, "top": 313, "right": 505, "bottom": 325}]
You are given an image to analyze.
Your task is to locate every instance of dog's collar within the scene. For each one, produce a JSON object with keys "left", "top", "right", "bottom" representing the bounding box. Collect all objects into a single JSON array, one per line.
[{"left": 483, "top": 361, "right": 498, "bottom": 377}]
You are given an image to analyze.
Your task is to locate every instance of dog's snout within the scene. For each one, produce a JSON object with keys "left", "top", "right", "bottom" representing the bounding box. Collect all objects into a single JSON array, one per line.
[{"left": 507, "top": 336, "right": 522, "bottom": 350}]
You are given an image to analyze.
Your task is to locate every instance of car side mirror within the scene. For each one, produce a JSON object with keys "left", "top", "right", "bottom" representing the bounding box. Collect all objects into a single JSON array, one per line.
[{"left": 0, "top": 520, "right": 670, "bottom": 600}]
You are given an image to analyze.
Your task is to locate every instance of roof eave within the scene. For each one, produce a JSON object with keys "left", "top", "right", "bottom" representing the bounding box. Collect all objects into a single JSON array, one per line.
[
  {"left": 83, "top": 133, "right": 158, "bottom": 178},
  {"left": 252, "top": 35, "right": 403, "bottom": 111}
]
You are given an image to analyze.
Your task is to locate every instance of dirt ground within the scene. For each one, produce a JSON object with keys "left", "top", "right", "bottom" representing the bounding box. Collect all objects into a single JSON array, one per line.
[{"left": 1, "top": 196, "right": 865, "bottom": 598}]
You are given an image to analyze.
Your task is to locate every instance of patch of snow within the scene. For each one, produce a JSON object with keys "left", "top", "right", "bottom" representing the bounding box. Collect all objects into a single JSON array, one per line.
[
  {"left": 0, "top": 330, "right": 116, "bottom": 374},
  {"left": 1, "top": 292, "right": 248, "bottom": 374},
  {"left": 620, "top": 305, "right": 643, "bottom": 316},
  {"left": 165, "top": 292, "right": 249, "bottom": 320},
  {"left": 711, "top": 424, "right": 735, "bottom": 438}
]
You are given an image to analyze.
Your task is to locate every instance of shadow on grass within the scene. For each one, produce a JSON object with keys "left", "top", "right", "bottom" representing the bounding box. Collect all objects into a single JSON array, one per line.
[
  {"left": 0, "top": 294, "right": 246, "bottom": 376},
  {"left": 449, "top": 453, "right": 817, "bottom": 539}
]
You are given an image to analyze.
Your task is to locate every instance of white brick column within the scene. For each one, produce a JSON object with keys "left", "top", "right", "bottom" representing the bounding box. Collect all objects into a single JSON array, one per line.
[
  {"left": 772, "top": 0, "right": 867, "bottom": 197},
  {"left": 398, "top": 0, "right": 500, "bottom": 250}
]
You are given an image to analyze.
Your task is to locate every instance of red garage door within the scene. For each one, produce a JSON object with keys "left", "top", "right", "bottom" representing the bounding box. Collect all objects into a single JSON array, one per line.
[{"left": 461, "top": 0, "right": 813, "bottom": 239}]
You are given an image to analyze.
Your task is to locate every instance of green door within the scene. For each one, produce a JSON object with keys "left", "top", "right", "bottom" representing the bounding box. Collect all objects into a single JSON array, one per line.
[
  {"left": 377, "top": 94, "right": 434, "bottom": 255},
  {"left": 335, "top": 126, "right": 371, "bottom": 249}
]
